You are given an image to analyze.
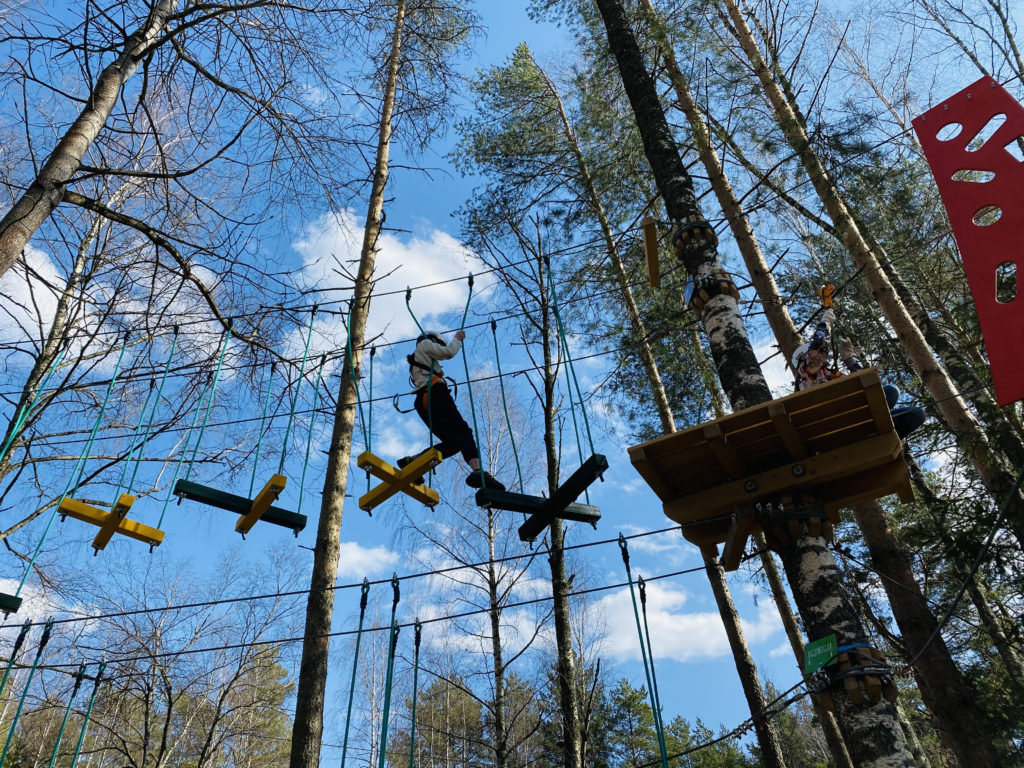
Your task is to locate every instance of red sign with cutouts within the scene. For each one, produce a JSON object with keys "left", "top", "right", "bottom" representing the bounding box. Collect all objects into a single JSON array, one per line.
[{"left": 913, "top": 75, "right": 1024, "bottom": 407}]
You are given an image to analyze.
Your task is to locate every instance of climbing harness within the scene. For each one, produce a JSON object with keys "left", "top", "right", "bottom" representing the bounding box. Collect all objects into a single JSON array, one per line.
[
  {"left": 0, "top": 621, "right": 30, "bottom": 695},
  {"left": 68, "top": 662, "right": 105, "bottom": 768},
  {"left": 408, "top": 619, "right": 423, "bottom": 768},
  {"left": 0, "top": 618, "right": 53, "bottom": 765},
  {"left": 377, "top": 575, "right": 402, "bottom": 768},
  {"left": 46, "top": 664, "right": 87, "bottom": 768}
]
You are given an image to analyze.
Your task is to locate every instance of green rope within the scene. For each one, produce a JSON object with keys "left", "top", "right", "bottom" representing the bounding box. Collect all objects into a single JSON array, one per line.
[
  {"left": 618, "top": 536, "right": 669, "bottom": 768},
  {"left": 70, "top": 333, "right": 131, "bottom": 497},
  {"left": 248, "top": 362, "right": 276, "bottom": 498},
  {"left": 68, "top": 662, "right": 104, "bottom": 768},
  {"left": 367, "top": 346, "right": 375, "bottom": 456},
  {"left": 17, "top": 334, "right": 130, "bottom": 596},
  {"left": 407, "top": 619, "right": 422, "bottom": 768},
  {"left": 543, "top": 256, "right": 595, "bottom": 454},
  {"left": 0, "top": 621, "right": 30, "bottom": 700},
  {"left": 340, "top": 579, "right": 370, "bottom": 768},
  {"left": 46, "top": 664, "right": 86, "bottom": 768},
  {"left": 377, "top": 574, "right": 401, "bottom": 768},
  {"left": 343, "top": 306, "right": 368, "bottom": 450},
  {"left": 156, "top": 371, "right": 215, "bottom": 530},
  {"left": 0, "top": 344, "right": 67, "bottom": 465},
  {"left": 457, "top": 275, "right": 486, "bottom": 484},
  {"left": 126, "top": 327, "right": 179, "bottom": 496},
  {"left": 490, "top": 320, "right": 524, "bottom": 494},
  {"left": 297, "top": 357, "right": 325, "bottom": 519},
  {"left": 110, "top": 377, "right": 157, "bottom": 505},
  {"left": 638, "top": 576, "right": 667, "bottom": 738},
  {"left": 183, "top": 322, "right": 233, "bottom": 482},
  {"left": 279, "top": 306, "right": 317, "bottom": 474},
  {"left": 405, "top": 290, "right": 436, "bottom": 461},
  {"left": 0, "top": 619, "right": 53, "bottom": 766}
]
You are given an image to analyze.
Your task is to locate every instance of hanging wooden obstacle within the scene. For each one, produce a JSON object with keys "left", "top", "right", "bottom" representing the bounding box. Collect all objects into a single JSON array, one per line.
[
  {"left": 357, "top": 449, "right": 442, "bottom": 512},
  {"left": 628, "top": 368, "right": 914, "bottom": 570},
  {"left": 476, "top": 453, "right": 607, "bottom": 542},
  {"left": 174, "top": 475, "right": 305, "bottom": 535},
  {"left": 0, "top": 594, "right": 22, "bottom": 615},
  {"left": 59, "top": 494, "right": 165, "bottom": 551}
]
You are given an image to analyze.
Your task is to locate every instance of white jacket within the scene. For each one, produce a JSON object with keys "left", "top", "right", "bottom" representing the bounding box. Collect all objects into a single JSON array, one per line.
[{"left": 410, "top": 336, "right": 462, "bottom": 390}]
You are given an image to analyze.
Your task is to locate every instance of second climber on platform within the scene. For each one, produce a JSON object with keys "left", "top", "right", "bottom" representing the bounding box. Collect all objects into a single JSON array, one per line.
[
  {"left": 792, "top": 309, "right": 926, "bottom": 439},
  {"left": 399, "top": 329, "right": 505, "bottom": 491}
]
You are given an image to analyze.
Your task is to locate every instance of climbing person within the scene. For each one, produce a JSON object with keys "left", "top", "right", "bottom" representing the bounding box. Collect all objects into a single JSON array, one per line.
[
  {"left": 792, "top": 309, "right": 926, "bottom": 439},
  {"left": 399, "top": 329, "right": 505, "bottom": 491}
]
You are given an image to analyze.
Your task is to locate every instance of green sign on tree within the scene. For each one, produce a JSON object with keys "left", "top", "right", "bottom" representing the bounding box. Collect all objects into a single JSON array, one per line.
[{"left": 803, "top": 633, "right": 837, "bottom": 674}]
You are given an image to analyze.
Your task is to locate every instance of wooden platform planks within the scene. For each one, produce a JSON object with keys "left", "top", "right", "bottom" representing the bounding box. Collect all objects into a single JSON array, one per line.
[{"left": 628, "top": 369, "right": 913, "bottom": 553}]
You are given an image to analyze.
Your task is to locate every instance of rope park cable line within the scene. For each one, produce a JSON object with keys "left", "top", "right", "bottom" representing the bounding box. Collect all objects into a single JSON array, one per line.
[{"left": 0, "top": 79, "right": 1018, "bottom": 768}]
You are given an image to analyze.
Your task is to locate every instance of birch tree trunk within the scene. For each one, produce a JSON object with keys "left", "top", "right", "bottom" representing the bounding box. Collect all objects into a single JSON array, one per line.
[
  {"left": 591, "top": 1, "right": 916, "bottom": 764},
  {"left": 288, "top": 3, "right": 406, "bottom": 766},
  {"left": 487, "top": 513, "right": 509, "bottom": 768},
  {"left": 715, "top": 0, "right": 1024, "bottom": 554},
  {"left": 0, "top": 1, "right": 179, "bottom": 279}
]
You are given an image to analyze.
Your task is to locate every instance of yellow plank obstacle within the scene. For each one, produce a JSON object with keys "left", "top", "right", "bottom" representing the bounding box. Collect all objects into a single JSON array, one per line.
[
  {"left": 174, "top": 473, "right": 304, "bottom": 536},
  {"left": 357, "top": 449, "right": 442, "bottom": 512},
  {"left": 59, "top": 494, "right": 165, "bottom": 552},
  {"left": 629, "top": 368, "right": 914, "bottom": 570}
]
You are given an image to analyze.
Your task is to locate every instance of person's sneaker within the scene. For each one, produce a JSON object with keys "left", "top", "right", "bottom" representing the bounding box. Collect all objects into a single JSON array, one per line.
[
  {"left": 397, "top": 455, "right": 425, "bottom": 485},
  {"left": 466, "top": 469, "right": 505, "bottom": 491}
]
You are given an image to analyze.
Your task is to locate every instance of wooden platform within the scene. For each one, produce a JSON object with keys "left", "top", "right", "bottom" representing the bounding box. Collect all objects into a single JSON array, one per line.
[
  {"left": 174, "top": 479, "right": 307, "bottom": 534},
  {"left": 59, "top": 494, "right": 166, "bottom": 550},
  {"left": 628, "top": 369, "right": 913, "bottom": 552}
]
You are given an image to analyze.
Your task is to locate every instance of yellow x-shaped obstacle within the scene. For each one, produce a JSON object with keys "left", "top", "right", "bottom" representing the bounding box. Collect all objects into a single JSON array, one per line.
[
  {"left": 357, "top": 449, "right": 442, "bottom": 512},
  {"left": 59, "top": 494, "right": 165, "bottom": 551}
]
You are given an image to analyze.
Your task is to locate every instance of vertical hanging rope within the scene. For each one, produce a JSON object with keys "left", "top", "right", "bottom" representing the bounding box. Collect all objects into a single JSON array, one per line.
[
  {"left": 543, "top": 255, "right": 596, "bottom": 455},
  {"left": 638, "top": 576, "right": 667, "bottom": 740},
  {"left": 297, "top": 357, "right": 326, "bottom": 519},
  {"left": 126, "top": 326, "right": 179, "bottom": 497},
  {"left": 457, "top": 275, "right": 487, "bottom": 485},
  {"left": 69, "top": 662, "right": 105, "bottom": 768},
  {"left": 618, "top": 536, "right": 669, "bottom": 768},
  {"left": 404, "top": 289, "right": 436, "bottom": 457},
  {"left": 70, "top": 332, "right": 131, "bottom": 497},
  {"left": 340, "top": 579, "right": 370, "bottom": 768},
  {"left": 45, "top": 664, "right": 86, "bottom": 768},
  {"left": 377, "top": 574, "right": 402, "bottom": 768},
  {"left": 156, "top": 371, "right": 214, "bottom": 531},
  {"left": 183, "top": 321, "right": 234, "bottom": 483},
  {"left": 490, "top": 320, "right": 524, "bottom": 494},
  {"left": 248, "top": 362, "right": 276, "bottom": 498},
  {"left": 17, "top": 333, "right": 131, "bottom": 597},
  {"left": 0, "top": 619, "right": 53, "bottom": 765},
  {"left": 279, "top": 306, "right": 317, "bottom": 475},
  {"left": 367, "top": 346, "right": 376, "bottom": 456},
  {"left": 110, "top": 377, "right": 157, "bottom": 505},
  {"left": 0, "top": 344, "right": 68, "bottom": 465},
  {"left": 0, "top": 621, "right": 30, "bottom": 699},
  {"left": 407, "top": 619, "right": 423, "bottom": 768}
]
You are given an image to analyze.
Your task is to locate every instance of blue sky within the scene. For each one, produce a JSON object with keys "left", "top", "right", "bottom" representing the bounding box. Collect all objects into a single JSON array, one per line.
[{"left": 4, "top": 0, "right": 1023, "bottom": 761}]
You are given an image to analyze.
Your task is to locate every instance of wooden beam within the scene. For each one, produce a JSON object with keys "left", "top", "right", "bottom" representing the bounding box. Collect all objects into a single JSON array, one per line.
[
  {"left": 768, "top": 401, "right": 808, "bottom": 460},
  {"left": 236, "top": 474, "right": 287, "bottom": 534},
  {"left": 173, "top": 479, "right": 307, "bottom": 532},
  {"left": 642, "top": 216, "right": 660, "bottom": 288},
  {"left": 703, "top": 423, "right": 745, "bottom": 478},
  {"left": 356, "top": 449, "right": 442, "bottom": 512},
  {"left": 59, "top": 496, "right": 165, "bottom": 548},
  {"left": 721, "top": 507, "right": 756, "bottom": 571},
  {"left": 662, "top": 432, "right": 904, "bottom": 524},
  {"left": 92, "top": 494, "right": 137, "bottom": 550}
]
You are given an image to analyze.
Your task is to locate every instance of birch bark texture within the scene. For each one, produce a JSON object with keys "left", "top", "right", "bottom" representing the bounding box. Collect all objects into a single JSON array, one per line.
[{"left": 590, "top": 0, "right": 915, "bottom": 763}]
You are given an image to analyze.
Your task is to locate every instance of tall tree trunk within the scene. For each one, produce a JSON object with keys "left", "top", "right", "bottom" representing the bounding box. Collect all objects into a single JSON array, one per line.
[
  {"left": 538, "top": 242, "right": 582, "bottom": 768},
  {"left": 716, "top": 0, "right": 1024, "bottom": 555},
  {"left": 487, "top": 512, "right": 509, "bottom": 768},
  {"left": 534, "top": 56, "right": 675, "bottom": 433},
  {"left": 0, "top": 1, "right": 179, "bottom": 279},
  {"left": 592, "top": 1, "right": 915, "bottom": 764},
  {"left": 851, "top": 500, "right": 996, "bottom": 767},
  {"left": 288, "top": 2, "right": 406, "bottom": 766},
  {"left": 637, "top": 0, "right": 802, "bottom": 362},
  {"left": 754, "top": 532, "right": 854, "bottom": 768}
]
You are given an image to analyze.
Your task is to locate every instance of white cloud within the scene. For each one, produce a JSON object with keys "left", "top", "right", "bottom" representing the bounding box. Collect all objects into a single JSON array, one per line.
[
  {"left": 335, "top": 541, "right": 399, "bottom": 579},
  {"left": 0, "top": 244, "right": 62, "bottom": 348},
  {"left": 597, "top": 579, "right": 782, "bottom": 664}
]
